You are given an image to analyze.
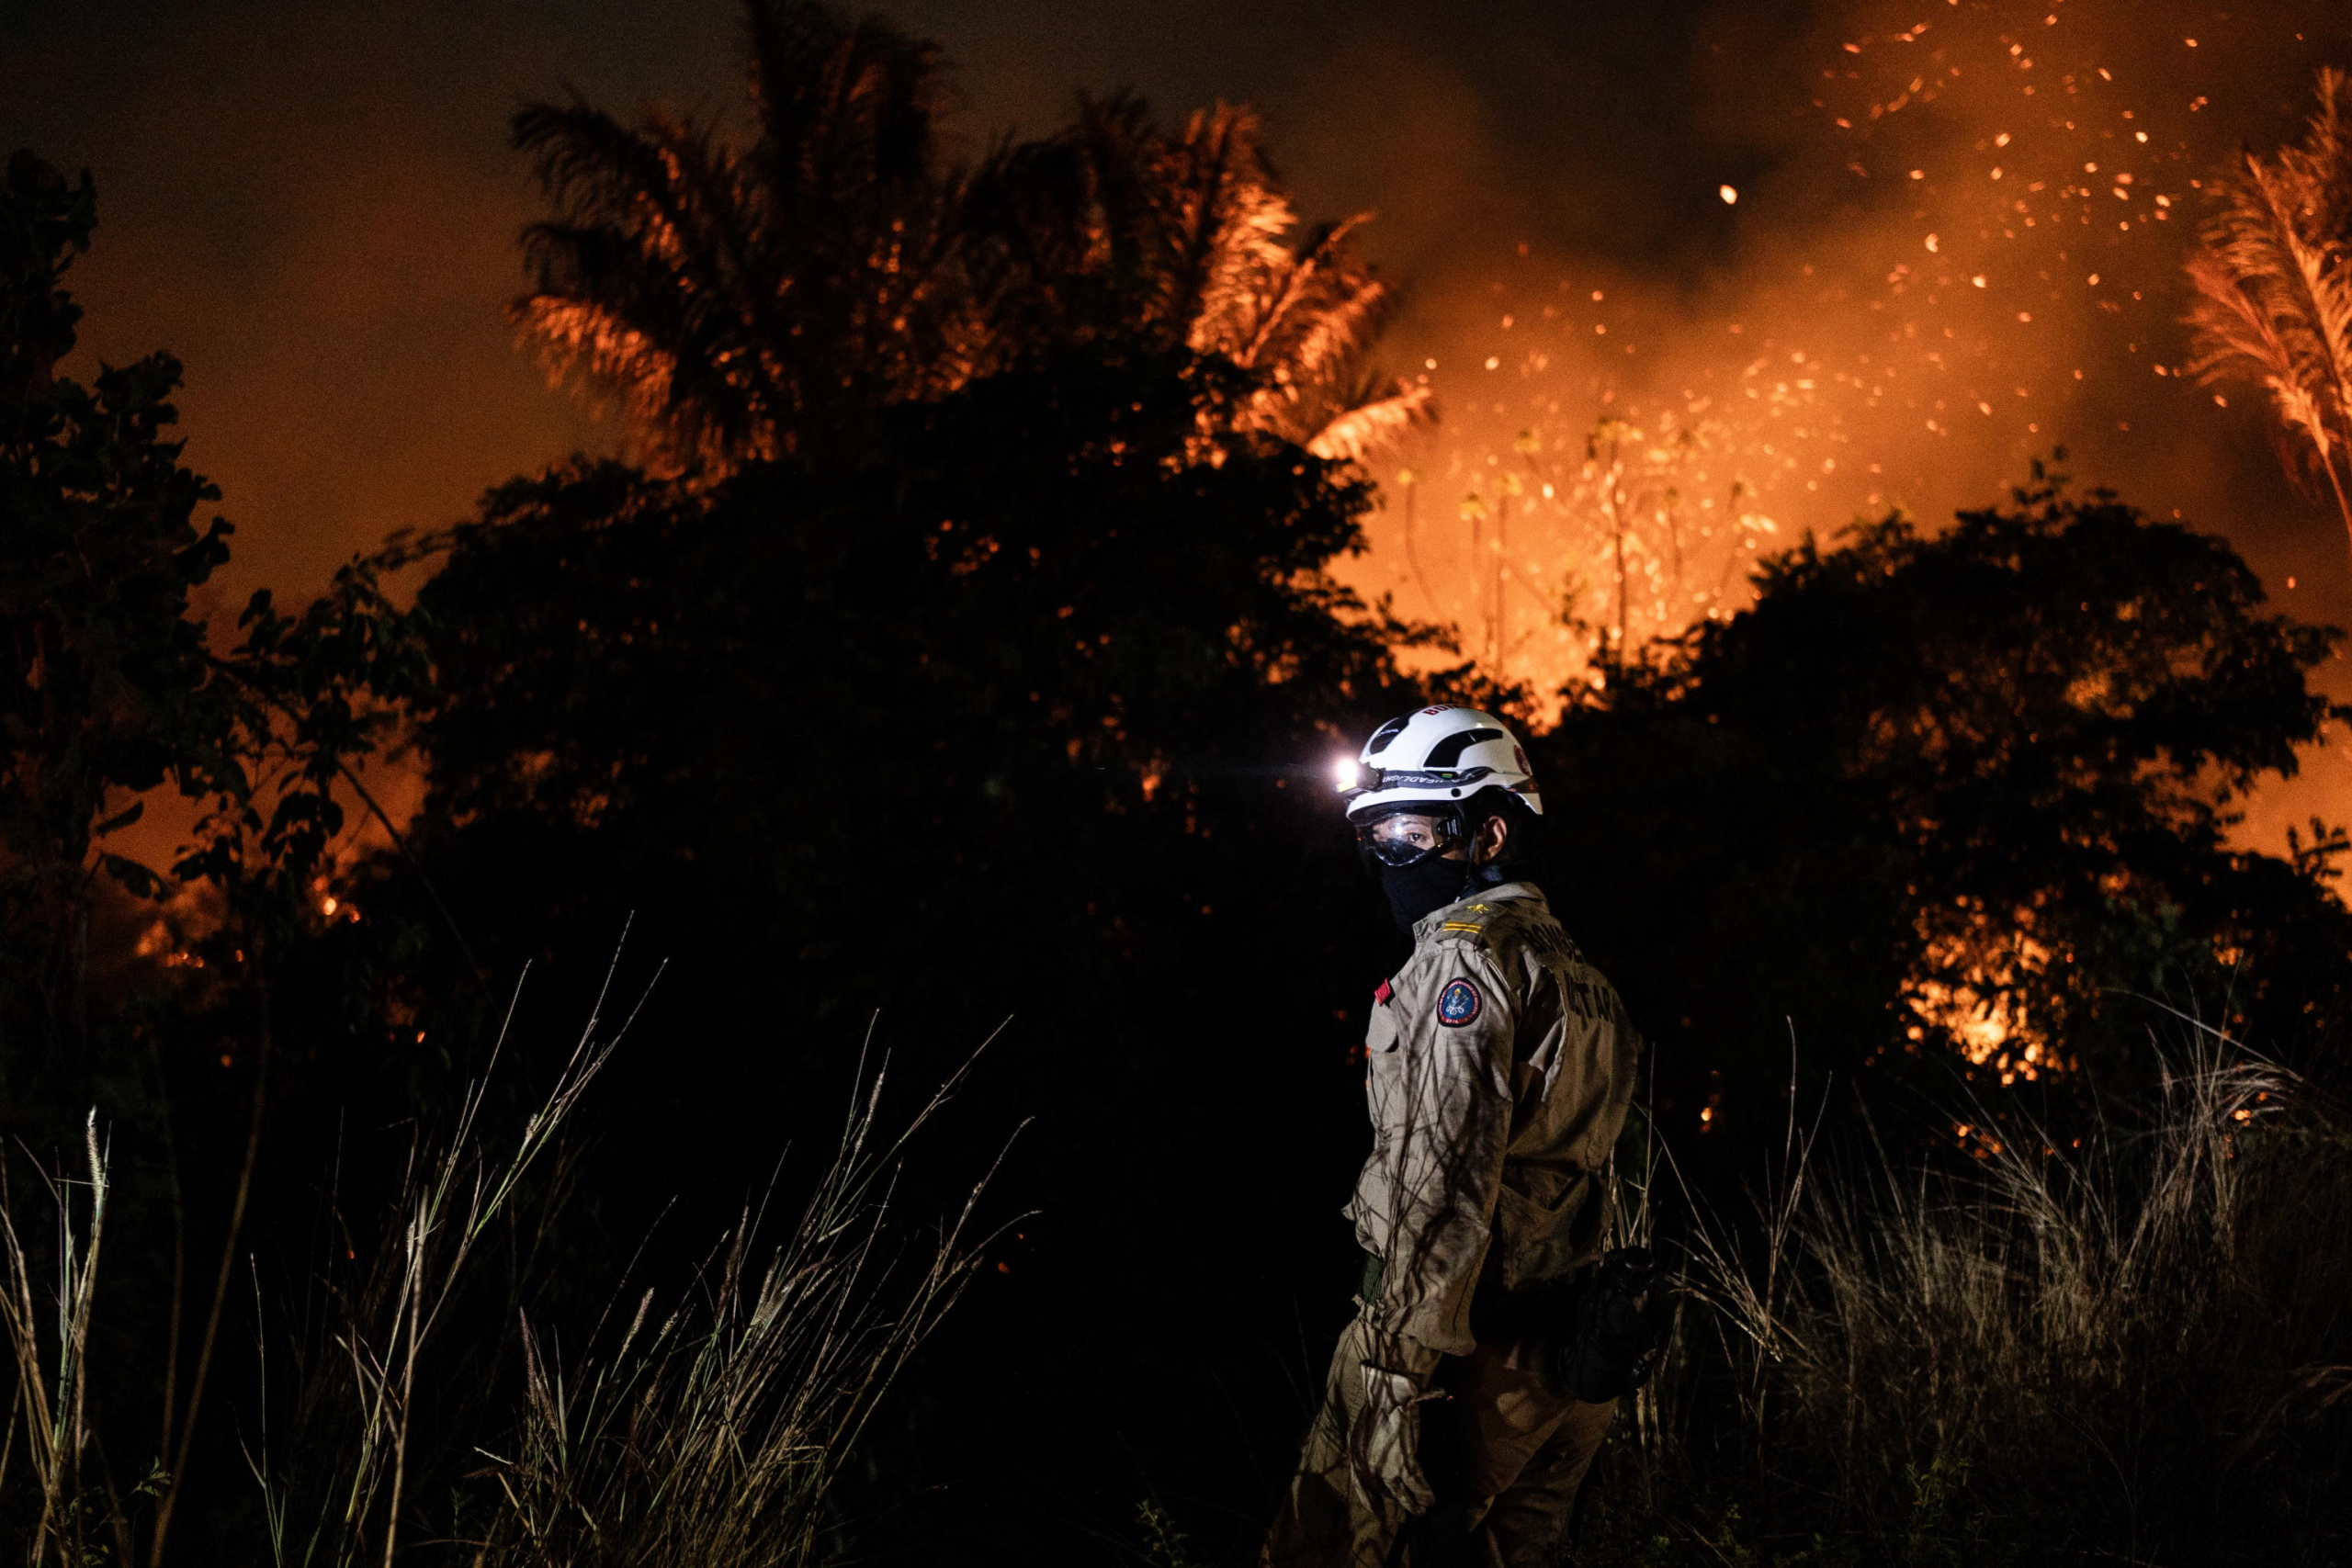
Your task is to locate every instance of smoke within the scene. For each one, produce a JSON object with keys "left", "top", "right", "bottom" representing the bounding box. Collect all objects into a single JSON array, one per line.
[
  {"left": 1287, "top": 0, "right": 2352, "bottom": 851},
  {"left": 0, "top": 0, "right": 741, "bottom": 871},
  {"left": 6, "top": 0, "right": 2350, "bottom": 851},
  {"left": 0, "top": 0, "right": 749, "bottom": 607}
]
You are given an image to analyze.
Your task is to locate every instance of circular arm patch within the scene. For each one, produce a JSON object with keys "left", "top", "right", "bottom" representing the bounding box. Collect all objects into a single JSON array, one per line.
[{"left": 1437, "top": 977, "right": 1482, "bottom": 1026}]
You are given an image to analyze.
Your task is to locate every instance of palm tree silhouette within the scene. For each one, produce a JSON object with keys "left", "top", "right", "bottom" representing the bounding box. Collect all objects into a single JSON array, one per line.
[
  {"left": 511, "top": 3, "right": 967, "bottom": 469},
  {"left": 2185, "top": 68, "right": 2352, "bottom": 560},
  {"left": 512, "top": 0, "right": 1426, "bottom": 475}
]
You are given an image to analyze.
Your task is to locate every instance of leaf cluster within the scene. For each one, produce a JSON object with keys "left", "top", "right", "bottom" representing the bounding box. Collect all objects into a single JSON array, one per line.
[
  {"left": 0, "top": 152, "right": 254, "bottom": 1043},
  {"left": 509, "top": 0, "right": 1423, "bottom": 473},
  {"left": 1541, "top": 470, "right": 2352, "bottom": 1147},
  {"left": 394, "top": 346, "right": 1397, "bottom": 949}
]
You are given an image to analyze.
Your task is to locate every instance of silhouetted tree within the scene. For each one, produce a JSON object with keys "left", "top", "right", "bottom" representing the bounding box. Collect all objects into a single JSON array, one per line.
[
  {"left": 353, "top": 335, "right": 1422, "bottom": 1560},
  {"left": 0, "top": 149, "right": 441, "bottom": 1563},
  {"left": 509, "top": 0, "right": 1424, "bottom": 472},
  {"left": 1540, "top": 469, "right": 2352, "bottom": 1150},
  {"left": 0, "top": 151, "right": 236, "bottom": 1065},
  {"left": 383, "top": 341, "right": 1408, "bottom": 1075},
  {"left": 0, "top": 150, "right": 429, "bottom": 1062}
]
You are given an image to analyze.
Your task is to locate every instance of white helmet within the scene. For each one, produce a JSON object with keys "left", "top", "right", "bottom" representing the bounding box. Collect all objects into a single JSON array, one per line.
[{"left": 1335, "top": 705, "right": 1543, "bottom": 823}]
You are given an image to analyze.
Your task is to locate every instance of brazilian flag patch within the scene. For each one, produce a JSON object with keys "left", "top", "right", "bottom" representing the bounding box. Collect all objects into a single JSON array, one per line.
[{"left": 1437, "top": 978, "right": 1482, "bottom": 1026}]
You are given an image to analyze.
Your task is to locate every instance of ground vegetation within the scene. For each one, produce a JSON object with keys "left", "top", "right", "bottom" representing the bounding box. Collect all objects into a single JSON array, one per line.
[{"left": 1, "top": 3, "right": 2350, "bottom": 1562}]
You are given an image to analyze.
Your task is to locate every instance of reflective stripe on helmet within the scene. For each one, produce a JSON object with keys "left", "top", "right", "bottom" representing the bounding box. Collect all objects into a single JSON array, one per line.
[{"left": 1339, "top": 707, "right": 1542, "bottom": 819}]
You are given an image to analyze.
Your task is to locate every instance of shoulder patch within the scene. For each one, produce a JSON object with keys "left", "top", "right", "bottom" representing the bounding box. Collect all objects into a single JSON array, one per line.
[
  {"left": 1437, "top": 977, "right": 1483, "bottom": 1027},
  {"left": 1439, "top": 920, "right": 1487, "bottom": 937},
  {"left": 1374, "top": 978, "right": 1394, "bottom": 1006}
]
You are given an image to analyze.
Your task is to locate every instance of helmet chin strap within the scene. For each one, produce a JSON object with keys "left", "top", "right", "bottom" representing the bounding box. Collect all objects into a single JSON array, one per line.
[
  {"left": 1456, "top": 790, "right": 1533, "bottom": 889},
  {"left": 1464, "top": 857, "right": 1514, "bottom": 890}
]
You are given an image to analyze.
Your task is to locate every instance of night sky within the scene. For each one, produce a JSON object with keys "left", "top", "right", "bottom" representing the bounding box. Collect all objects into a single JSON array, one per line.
[{"left": 8, "top": 0, "right": 2352, "bottom": 842}]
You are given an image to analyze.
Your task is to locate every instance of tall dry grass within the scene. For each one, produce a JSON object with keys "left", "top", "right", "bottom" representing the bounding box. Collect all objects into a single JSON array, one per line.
[
  {"left": 470, "top": 1066, "right": 1005, "bottom": 1567},
  {"left": 0, "top": 966, "right": 1004, "bottom": 1568},
  {"left": 1605, "top": 1032, "right": 2352, "bottom": 1565},
  {"left": 246, "top": 991, "right": 1004, "bottom": 1568},
  {"left": 244, "top": 971, "right": 628, "bottom": 1568},
  {"left": 0, "top": 1112, "right": 114, "bottom": 1564}
]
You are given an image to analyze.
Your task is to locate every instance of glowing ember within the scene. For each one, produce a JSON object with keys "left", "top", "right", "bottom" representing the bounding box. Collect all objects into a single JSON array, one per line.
[{"left": 1344, "top": 2, "right": 2350, "bottom": 710}]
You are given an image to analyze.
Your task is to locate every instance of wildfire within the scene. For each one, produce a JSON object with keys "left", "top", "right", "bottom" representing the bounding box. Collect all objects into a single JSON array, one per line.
[{"left": 1345, "top": 1, "right": 2346, "bottom": 701}]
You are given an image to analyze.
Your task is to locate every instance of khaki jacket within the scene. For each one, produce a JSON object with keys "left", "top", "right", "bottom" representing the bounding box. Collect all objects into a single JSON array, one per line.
[{"left": 1347, "top": 881, "right": 1641, "bottom": 1364}]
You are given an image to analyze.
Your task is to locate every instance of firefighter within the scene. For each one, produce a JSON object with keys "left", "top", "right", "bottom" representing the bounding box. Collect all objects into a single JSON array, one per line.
[{"left": 1264, "top": 705, "right": 1645, "bottom": 1568}]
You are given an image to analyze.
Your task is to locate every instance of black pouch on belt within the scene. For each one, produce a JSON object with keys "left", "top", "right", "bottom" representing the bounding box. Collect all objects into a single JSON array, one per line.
[{"left": 1548, "top": 1247, "right": 1662, "bottom": 1404}]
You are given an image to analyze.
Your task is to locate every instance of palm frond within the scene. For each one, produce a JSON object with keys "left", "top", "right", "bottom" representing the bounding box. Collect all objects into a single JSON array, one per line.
[
  {"left": 2185, "top": 68, "right": 2352, "bottom": 552},
  {"left": 1233, "top": 213, "right": 1375, "bottom": 370},
  {"left": 1306, "top": 382, "right": 1436, "bottom": 464},
  {"left": 513, "top": 104, "right": 782, "bottom": 470},
  {"left": 509, "top": 2, "right": 1424, "bottom": 472}
]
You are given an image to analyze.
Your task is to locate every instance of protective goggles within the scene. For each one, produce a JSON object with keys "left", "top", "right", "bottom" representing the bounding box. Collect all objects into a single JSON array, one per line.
[{"left": 1354, "top": 809, "right": 1465, "bottom": 868}]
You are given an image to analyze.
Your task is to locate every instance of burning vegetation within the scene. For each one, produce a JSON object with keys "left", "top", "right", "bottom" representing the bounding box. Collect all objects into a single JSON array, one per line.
[
  {"left": 1358, "top": 1, "right": 2352, "bottom": 700},
  {"left": 1, "top": 1, "right": 2351, "bottom": 1563}
]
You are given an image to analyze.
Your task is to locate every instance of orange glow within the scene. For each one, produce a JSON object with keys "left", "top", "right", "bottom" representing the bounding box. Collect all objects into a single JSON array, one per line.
[
  {"left": 1340, "top": 1, "right": 2352, "bottom": 733},
  {"left": 1905, "top": 900, "right": 2062, "bottom": 1075}
]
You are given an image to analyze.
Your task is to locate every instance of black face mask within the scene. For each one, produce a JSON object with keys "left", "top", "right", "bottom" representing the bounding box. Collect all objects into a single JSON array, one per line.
[{"left": 1379, "top": 856, "right": 1471, "bottom": 934}]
